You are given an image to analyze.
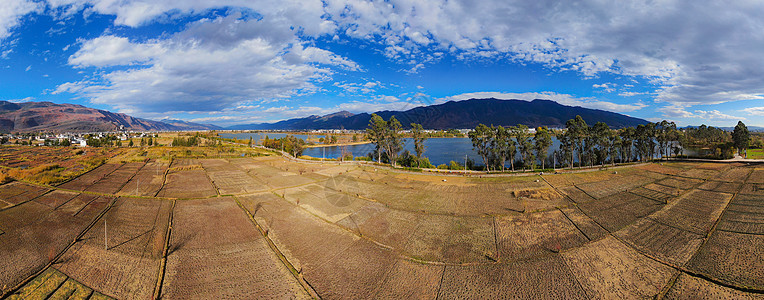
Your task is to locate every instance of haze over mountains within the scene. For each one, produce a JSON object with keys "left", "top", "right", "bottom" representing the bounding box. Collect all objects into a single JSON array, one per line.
[
  {"left": 0, "top": 99, "right": 649, "bottom": 133},
  {"left": 229, "top": 99, "right": 649, "bottom": 130}
]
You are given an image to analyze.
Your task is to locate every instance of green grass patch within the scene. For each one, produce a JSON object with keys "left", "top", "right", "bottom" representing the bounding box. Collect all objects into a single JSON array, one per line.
[{"left": 746, "top": 148, "right": 764, "bottom": 159}]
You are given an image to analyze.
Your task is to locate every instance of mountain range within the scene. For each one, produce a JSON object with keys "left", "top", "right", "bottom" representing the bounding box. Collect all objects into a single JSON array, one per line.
[
  {"left": 228, "top": 98, "right": 649, "bottom": 130},
  {"left": 0, "top": 98, "right": 649, "bottom": 133},
  {"left": 0, "top": 101, "right": 219, "bottom": 133}
]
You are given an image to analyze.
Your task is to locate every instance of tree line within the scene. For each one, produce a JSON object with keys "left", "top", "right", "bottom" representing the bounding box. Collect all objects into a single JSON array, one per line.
[{"left": 365, "top": 113, "right": 752, "bottom": 171}]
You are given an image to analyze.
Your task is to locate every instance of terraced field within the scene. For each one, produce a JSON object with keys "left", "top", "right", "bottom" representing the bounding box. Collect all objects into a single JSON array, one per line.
[{"left": 1, "top": 153, "right": 763, "bottom": 299}]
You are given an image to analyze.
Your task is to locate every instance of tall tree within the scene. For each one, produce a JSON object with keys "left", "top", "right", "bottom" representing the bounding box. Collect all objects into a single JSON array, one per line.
[
  {"left": 366, "top": 113, "right": 387, "bottom": 163},
  {"left": 384, "top": 116, "right": 404, "bottom": 166},
  {"left": 513, "top": 124, "right": 533, "bottom": 170},
  {"left": 411, "top": 123, "right": 427, "bottom": 166},
  {"left": 469, "top": 124, "right": 493, "bottom": 170},
  {"left": 565, "top": 116, "right": 588, "bottom": 168},
  {"left": 534, "top": 126, "right": 552, "bottom": 170},
  {"left": 619, "top": 127, "right": 635, "bottom": 162},
  {"left": 591, "top": 122, "right": 610, "bottom": 166},
  {"left": 732, "top": 121, "right": 750, "bottom": 156}
]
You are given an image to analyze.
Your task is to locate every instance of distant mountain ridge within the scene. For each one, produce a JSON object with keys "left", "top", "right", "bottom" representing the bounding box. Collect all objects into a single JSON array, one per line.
[
  {"left": 228, "top": 98, "right": 649, "bottom": 130},
  {"left": 0, "top": 101, "right": 220, "bottom": 132}
]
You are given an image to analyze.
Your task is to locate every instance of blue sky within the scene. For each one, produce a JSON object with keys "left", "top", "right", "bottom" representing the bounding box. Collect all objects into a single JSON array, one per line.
[{"left": 1, "top": 1, "right": 764, "bottom": 127}]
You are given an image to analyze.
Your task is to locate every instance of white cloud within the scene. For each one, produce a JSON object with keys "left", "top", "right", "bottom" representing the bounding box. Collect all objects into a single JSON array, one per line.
[
  {"left": 47, "top": 0, "right": 333, "bottom": 36},
  {"left": 0, "top": 0, "right": 40, "bottom": 43},
  {"left": 56, "top": 13, "right": 359, "bottom": 115},
  {"left": 744, "top": 107, "right": 764, "bottom": 116},
  {"left": 657, "top": 104, "right": 744, "bottom": 121},
  {"left": 693, "top": 110, "right": 744, "bottom": 121},
  {"left": 3, "top": 96, "right": 35, "bottom": 103},
  {"left": 440, "top": 91, "right": 647, "bottom": 113},
  {"left": 31, "top": 0, "right": 764, "bottom": 122},
  {"left": 319, "top": 1, "right": 764, "bottom": 107},
  {"left": 69, "top": 36, "right": 164, "bottom": 67},
  {"left": 618, "top": 91, "right": 647, "bottom": 97}
]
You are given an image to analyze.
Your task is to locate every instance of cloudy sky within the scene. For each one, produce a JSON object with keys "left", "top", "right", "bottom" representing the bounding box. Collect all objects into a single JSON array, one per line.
[{"left": 1, "top": 0, "right": 763, "bottom": 127}]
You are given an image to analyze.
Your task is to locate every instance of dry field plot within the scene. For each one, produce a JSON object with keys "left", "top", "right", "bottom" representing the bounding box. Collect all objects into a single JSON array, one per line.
[
  {"left": 59, "top": 164, "right": 122, "bottom": 191},
  {"left": 117, "top": 160, "right": 167, "bottom": 197},
  {"left": 629, "top": 186, "right": 674, "bottom": 203},
  {"left": 716, "top": 194, "right": 764, "bottom": 235},
  {"left": 579, "top": 192, "right": 664, "bottom": 232},
  {"left": 678, "top": 167, "right": 720, "bottom": 179},
  {"left": 635, "top": 163, "right": 684, "bottom": 175},
  {"left": 688, "top": 230, "right": 764, "bottom": 290},
  {"left": 746, "top": 168, "right": 764, "bottom": 184},
  {"left": 237, "top": 192, "right": 360, "bottom": 274},
  {"left": 56, "top": 197, "right": 170, "bottom": 300},
  {"left": 324, "top": 173, "right": 562, "bottom": 215},
  {"left": 558, "top": 186, "right": 596, "bottom": 203},
  {"left": 0, "top": 181, "right": 50, "bottom": 208},
  {"left": 648, "top": 189, "right": 732, "bottom": 235},
  {"left": 562, "top": 236, "right": 676, "bottom": 298},
  {"left": 714, "top": 166, "right": 753, "bottom": 182},
  {"left": 664, "top": 273, "right": 763, "bottom": 299},
  {"left": 496, "top": 210, "right": 588, "bottom": 261},
  {"left": 283, "top": 183, "right": 367, "bottom": 223},
  {"left": 403, "top": 214, "right": 495, "bottom": 263},
  {"left": 0, "top": 192, "right": 112, "bottom": 294},
  {"left": 156, "top": 169, "right": 217, "bottom": 198},
  {"left": 85, "top": 162, "right": 144, "bottom": 194},
  {"left": 372, "top": 259, "right": 444, "bottom": 299},
  {"left": 656, "top": 177, "right": 703, "bottom": 189},
  {"left": 438, "top": 256, "right": 587, "bottom": 299},
  {"left": 207, "top": 170, "right": 265, "bottom": 195},
  {"left": 576, "top": 174, "right": 653, "bottom": 199},
  {"left": 162, "top": 198, "right": 307, "bottom": 299},
  {"left": 559, "top": 207, "right": 609, "bottom": 241},
  {"left": 615, "top": 218, "right": 704, "bottom": 265},
  {"left": 336, "top": 202, "right": 420, "bottom": 248}
]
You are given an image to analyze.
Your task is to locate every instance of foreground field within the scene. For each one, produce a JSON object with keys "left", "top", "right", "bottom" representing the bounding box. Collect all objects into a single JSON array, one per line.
[{"left": 1, "top": 147, "right": 763, "bottom": 298}]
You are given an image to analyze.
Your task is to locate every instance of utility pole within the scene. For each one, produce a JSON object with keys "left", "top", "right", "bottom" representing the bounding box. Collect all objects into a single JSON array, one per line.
[
  {"left": 104, "top": 219, "right": 107, "bottom": 250},
  {"left": 464, "top": 154, "right": 467, "bottom": 173},
  {"left": 136, "top": 179, "right": 139, "bottom": 195}
]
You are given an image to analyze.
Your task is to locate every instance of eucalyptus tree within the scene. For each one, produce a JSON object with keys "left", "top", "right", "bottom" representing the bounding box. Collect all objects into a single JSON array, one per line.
[
  {"left": 732, "top": 121, "right": 750, "bottom": 155},
  {"left": 634, "top": 123, "right": 656, "bottom": 162},
  {"left": 385, "top": 116, "right": 404, "bottom": 166},
  {"left": 566, "top": 115, "right": 588, "bottom": 168},
  {"left": 366, "top": 114, "right": 404, "bottom": 166},
  {"left": 513, "top": 124, "right": 534, "bottom": 170},
  {"left": 367, "top": 114, "right": 388, "bottom": 163},
  {"left": 610, "top": 133, "right": 622, "bottom": 165},
  {"left": 469, "top": 124, "right": 493, "bottom": 170},
  {"left": 411, "top": 122, "right": 427, "bottom": 166},
  {"left": 534, "top": 126, "right": 553, "bottom": 170},
  {"left": 591, "top": 122, "right": 611, "bottom": 166},
  {"left": 557, "top": 132, "right": 574, "bottom": 169},
  {"left": 491, "top": 126, "right": 515, "bottom": 171},
  {"left": 619, "top": 127, "right": 635, "bottom": 162}
]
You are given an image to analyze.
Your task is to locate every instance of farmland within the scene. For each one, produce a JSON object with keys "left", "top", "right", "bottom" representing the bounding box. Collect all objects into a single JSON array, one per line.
[{"left": 1, "top": 145, "right": 763, "bottom": 298}]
